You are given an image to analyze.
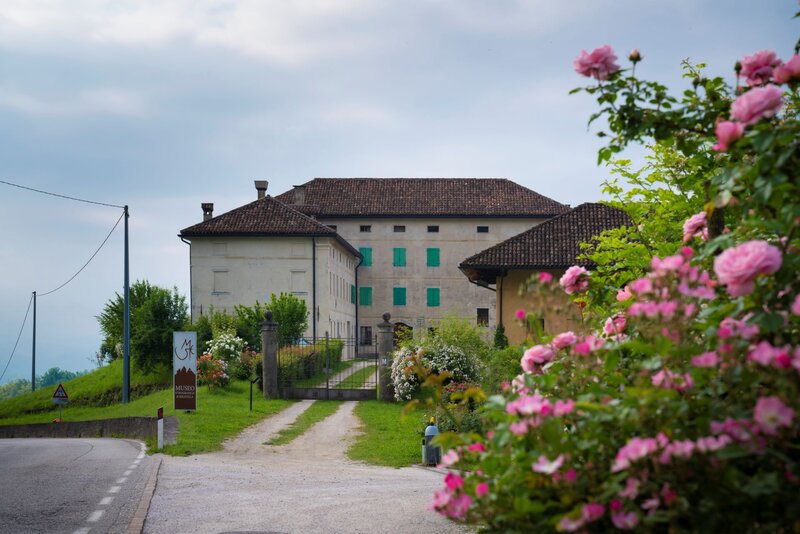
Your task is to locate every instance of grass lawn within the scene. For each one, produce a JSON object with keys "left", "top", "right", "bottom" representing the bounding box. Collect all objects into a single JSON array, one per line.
[
  {"left": 266, "top": 400, "right": 342, "bottom": 445},
  {"left": 0, "top": 359, "right": 171, "bottom": 418},
  {"left": 334, "top": 365, "right": 375, "bottom": 389},
  {"left": 348, "top": 400, "right": 425, "bottom": 468},
  {"left": 1, "top": 379, "right": 294, "bottom": 456},
  {"left": 295, "top": 360, "right": 352, "bottom": 388}
]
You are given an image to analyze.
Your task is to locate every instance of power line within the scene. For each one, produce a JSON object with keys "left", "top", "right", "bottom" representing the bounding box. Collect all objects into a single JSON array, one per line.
[
  {"left": 39, "top": 210, "right": 125, "bottom": 297},
  {"left": 0, "top": 179, "right": 124, "bottom": 209},
  {"left": 0, "top": 294, "right": 34, "bottom": 383}
]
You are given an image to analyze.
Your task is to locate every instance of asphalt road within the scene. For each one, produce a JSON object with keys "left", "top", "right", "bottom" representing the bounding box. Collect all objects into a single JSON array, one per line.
[{"left": 0, "top": 438, "right": 152, "bottom": 534}]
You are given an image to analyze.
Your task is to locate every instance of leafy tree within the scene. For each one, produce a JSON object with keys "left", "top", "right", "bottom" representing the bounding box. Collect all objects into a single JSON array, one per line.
[
  {"left": 0, "top": 378, "right": 31, "bottom": 401},
  {"left": 131, "top": 286, "right": 188, "bottom": 372},
  {"left": 96, "top": 280, "right": 188, "bottom": 372},
  {"left": 234, "top": 301, "right": 270, "bottom": 351},
  {"left": 493, "top": 324, "right": 508, "bottom": 349},
  {"left": 37, "top": 367, "right": 84, "bottom": 387},
  {"left": 266, "top": 293, "right": 309, "bottom": 344}
]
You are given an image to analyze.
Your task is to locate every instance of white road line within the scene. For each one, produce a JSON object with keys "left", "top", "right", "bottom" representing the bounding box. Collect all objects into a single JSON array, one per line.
[
  {"left": 99, "top": 497, "right": 113, "bottom": 506},
  {"left": 87, "top": 510, "right": 104, "bottom": 523},
  {"left": 123, "top": 470, "right": 132, "bottom": 476},
  {"left": 116, "top": 477, "right": 128, "bottom": 484},
  {"left": 73, "top": 528, "right": 91, "bottom": 534},
  {"left": 108, "top": 486, "right": 121, "bottom": 494},
  {"left": 128, "top": 464, "right": 138, "bottom": 470}
]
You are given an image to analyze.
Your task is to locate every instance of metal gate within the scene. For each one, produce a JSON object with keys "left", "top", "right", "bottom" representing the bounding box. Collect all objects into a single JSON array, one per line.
[{"left": 277, "top": 335, "right": 378, "bottom": 400}]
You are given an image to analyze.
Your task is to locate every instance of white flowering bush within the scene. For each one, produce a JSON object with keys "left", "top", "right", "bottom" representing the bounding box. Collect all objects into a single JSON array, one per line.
[
  {"left": 391, "top": 339, "right": 480, "bottom": 401},
  {"left": 206, "top": 332, "right": 246, "bottom": 364}
]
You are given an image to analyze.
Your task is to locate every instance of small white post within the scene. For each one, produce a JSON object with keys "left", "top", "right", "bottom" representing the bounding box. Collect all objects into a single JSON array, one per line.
[{"left": 157, "top": 407, "right": 164, "bottom": 449}]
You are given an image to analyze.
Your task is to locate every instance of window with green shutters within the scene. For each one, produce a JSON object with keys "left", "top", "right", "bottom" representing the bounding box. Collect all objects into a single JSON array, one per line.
[
  {"left": 427, "top": 287, "right": 440, "bottom": 307},
  {"left": 392, "top": 247, "right": 406, "bottom": 267},
  {"left": 359, "top": 247, "right": 372, "bottom": 267},
  {"left": 351, "top": 284, "right": 356, "bottom": 304},
  {"left": 393, "top": 287, "right": 406, "bottom": 306},
  {"left": 359, "top": 287, "right": 372, "bottom": 306},
  {"left": 426, "top": 247, "right": 440, "bottom": 267}
]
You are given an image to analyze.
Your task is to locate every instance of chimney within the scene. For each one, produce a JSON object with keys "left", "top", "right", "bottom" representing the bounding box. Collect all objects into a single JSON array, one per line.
[
  {"left": 254, "top": 180, "right": 268, "bottom": 199},
  {"left": 293, "top": 185, "right": 306, "bottom": 205},
  {"left": 201, "top": 203, "right": 214, "bottom": 221}
]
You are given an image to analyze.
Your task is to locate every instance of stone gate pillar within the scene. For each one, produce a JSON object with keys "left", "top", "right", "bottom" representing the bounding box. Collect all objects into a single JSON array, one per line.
[
  {"left": 261, "top": 311, "right": 279, "bottom": 399},
  {"left": 376, "top": 312, "right": 394, "bottom": 402}
]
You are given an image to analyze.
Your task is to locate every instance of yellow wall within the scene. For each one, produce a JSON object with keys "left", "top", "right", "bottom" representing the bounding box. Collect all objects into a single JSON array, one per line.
[{"left": 498, "top": 269, "right": 587, "bottom": 346}]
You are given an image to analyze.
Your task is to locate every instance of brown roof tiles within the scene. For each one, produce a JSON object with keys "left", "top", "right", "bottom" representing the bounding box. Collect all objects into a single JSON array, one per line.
[{"left": 273, "top": 178, "right": 569, "bottom": 218}]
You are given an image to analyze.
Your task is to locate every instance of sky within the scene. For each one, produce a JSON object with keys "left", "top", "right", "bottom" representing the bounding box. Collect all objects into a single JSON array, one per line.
[{"left": 0, "top": 1, "right": 797, "bottom": 384}]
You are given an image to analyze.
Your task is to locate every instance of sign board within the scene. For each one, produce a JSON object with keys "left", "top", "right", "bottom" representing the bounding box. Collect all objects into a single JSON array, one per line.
[
  {"left": 52, "top": 383, "right": 69, "bottom": 405},
  {"left": 173, "top": 331, "right": 197, "bottom": 411}
]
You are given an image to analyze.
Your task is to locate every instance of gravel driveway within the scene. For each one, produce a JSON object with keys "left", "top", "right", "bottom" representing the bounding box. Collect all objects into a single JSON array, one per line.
[{"left": 144, "top": 401, "right": 472, "bottom": 534}]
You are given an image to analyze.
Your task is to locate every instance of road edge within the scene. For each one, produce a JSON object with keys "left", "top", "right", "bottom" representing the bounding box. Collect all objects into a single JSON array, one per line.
[{"left": 126, "top": 454, "right": 162, "bottom": 534}]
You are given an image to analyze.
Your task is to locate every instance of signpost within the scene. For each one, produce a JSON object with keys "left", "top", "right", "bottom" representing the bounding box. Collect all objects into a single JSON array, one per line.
[
  {"left": 52, "top": 383, "right": 68, "bottom": 421},
  {"left": 173, "top": 331, "right": 197, "bottom": 411}
]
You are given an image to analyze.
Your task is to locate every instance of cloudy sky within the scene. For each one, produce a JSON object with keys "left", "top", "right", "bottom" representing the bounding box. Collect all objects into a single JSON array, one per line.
[{"left": 1, "top": 1, "right": 797, "bottom": 384}]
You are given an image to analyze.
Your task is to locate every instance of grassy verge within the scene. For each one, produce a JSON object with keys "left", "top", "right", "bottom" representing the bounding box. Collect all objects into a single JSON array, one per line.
[
  {"left": 266, "top": 400, "right": 342, "bottom": 445},
  {"left": 0, "top": 359, "right": 171, "bottom": 418},
  {"left": 348, "top": 400, "right": 424, "bottom": 467},
  {"left": 1, "top": 380, "right": 294, "bottom": 456},
  {"left": 335, "top": 365, "right": 376, "bottom": 389},
  {"left": 295, "top": 360, "right": 352, "bottom": 388}
]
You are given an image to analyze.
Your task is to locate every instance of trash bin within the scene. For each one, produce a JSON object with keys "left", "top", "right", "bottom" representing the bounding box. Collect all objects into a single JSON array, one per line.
[{"left": 422, "top": 417, "right": 441, "bottom": 466}]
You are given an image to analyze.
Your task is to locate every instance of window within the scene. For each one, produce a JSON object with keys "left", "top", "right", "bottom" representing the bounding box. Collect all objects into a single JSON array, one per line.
[
  {"left": 393, "top": 225, "right": 406, "bottom": 232},
  {"left": 477, "top": 308, "right": 489, "bottom": 326},
  {"left": 290, "top": 270, "right": 306, "bottom": 294},
  {"left": 427, "top": 287, "right": 440, "bottom": 307},
  {"left": 351, "top": 284, "right": 356, "bottom": 304},
  {"left": 427, "top": 225, "right": 439, "bottom": 233},
  {"left": 359, "top": 326, "right": 373, "bottom": 345},
  {"left": 426, "top": 247, "right": 440, "bottom": 267},
  {"left": 359, "top": 247, "right": 372, "bottom": 266},
  {"left": 359, "top": 287, "right": 373, "bottom": 306},
  {"left": 393, "top": 287, "right": 407, "bottom": 306},
  {"left": 360, "top": 225, "right": 371, "bottom": 232},
  {"left": 213, "top": 270, "right": 229, "bottom": 293},
  {"left": 392, "top": 247, "right": 406, "bottom": 267},
  {"left": 328, "top": 224, "right": 337, "bottom": 231},
  {"left": 477, "top": 226, "right": 489, "bottom": 233}
]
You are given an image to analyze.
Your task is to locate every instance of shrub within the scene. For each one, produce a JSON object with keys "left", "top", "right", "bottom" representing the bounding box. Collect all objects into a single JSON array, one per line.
[
  {"left": 206, "top": 332, "right": 246, "bottom": 363},
  {"left": 267, "top": 293, "right": 309, "bottom": 344},
  {"left": 197, "top": 354, "right": 229, "bottom": 389},
  {"left": 391, "top": 339, "right": 480, "bottom": 401}
]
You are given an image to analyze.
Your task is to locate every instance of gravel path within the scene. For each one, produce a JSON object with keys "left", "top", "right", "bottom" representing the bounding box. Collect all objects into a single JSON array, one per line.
[{"left": 144, "top": 401, "right": 472, "bottom": 534}]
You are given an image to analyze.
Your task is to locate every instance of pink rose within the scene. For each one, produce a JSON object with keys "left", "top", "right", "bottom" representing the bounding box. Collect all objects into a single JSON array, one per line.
[
  {"left": 712, "top": 121, "right": 744, "bottom": 153},
  {"left": 773, "top": 54, "right": 800, "bottom": 84},
  {"left": 691, "top": 351, "right": 719, "bottom": 368},
  {"left": 582, "top": 503, "right": 606, "bottom": 522},
  {"left": 603, "top": 314, "right": 627, "bottom": 336},
  {"left": 560, "top": 265, "right": 590, "bottom": 294},
  {"left": 521, "top": 344, "right": 555, "bottom": 371},
  {"left": 791, "top": 294, "right": 800, "bottom": 316},
  {"left": 713, "top": 240, "right": 782, "bottom": 297},
  {"left": 753, "top": 396, "right": 794, "bottom": 435},
  {"left": 515, "top": 308, "right": 526, "bottom": 321},
  {"left": 740, "top": 50, "right": 782, "bottom": 86},
  {"left": 552, "top": 331, "right": 578, "bottom": 350},
  {"left": 611, "top": 511, "right": 639, "bottom": 530},
  {"left": 532, "top": 454, "right": 564, "bottom": 475},
  {"left": 475, "top": 482, "right": 489, "bottom": 498},
  {"left": 616, "top": 286, "right": 632, "bottom": 301},
  {"left": 573, "top": 45, "right": 620, "bottom": 80},
  {"left": 539, "top": 272, "right": 554, "bottom": 283},
  {"left": 730, "top": 85, "right": 783, "bottom": 126}
]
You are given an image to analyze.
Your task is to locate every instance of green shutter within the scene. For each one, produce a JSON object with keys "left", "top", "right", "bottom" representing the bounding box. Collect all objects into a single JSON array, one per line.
[
  {"left": 359, "top": 247, "right": 372, "bottom": 267},
  {"left": 426, "top": 248, "right": 440, "bottom": 267},
  {"left": 427, "top": 287, "right": 440, "bottom": 307},
  {"left": 393, "top": 287, "right": 406, "bottom": 306},
  {"left": 351, "top": 284, "right": 356, "bottom": 304},
  {"left": 393, "top": 248, "right": 406, "bottom": 267},
  {"left": 359, "top": 287, "right": 372, "bottom": 306}
]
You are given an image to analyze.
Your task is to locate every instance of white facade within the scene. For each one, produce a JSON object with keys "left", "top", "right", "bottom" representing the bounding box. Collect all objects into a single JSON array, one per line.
[{"left": 188, "top": 235, "right": 357, "bottom": 341}]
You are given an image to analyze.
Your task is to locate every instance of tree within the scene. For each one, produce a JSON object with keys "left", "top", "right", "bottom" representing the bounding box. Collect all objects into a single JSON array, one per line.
[
  {"left": 96, "top": 280, "right": 188, "bottom": 372},
  {"left": 37, "top": 367, "right": 84, "bottom": 387},
  {"left": 266, "top": 293, "right": 309, "bottom": 344}
]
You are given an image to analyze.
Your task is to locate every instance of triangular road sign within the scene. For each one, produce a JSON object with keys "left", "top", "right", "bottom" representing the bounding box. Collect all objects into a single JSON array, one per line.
[{"left": 52, "top": 383, "right": 68, "bottom": 400}]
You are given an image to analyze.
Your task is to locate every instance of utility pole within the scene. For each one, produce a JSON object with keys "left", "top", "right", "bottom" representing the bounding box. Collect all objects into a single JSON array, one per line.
[
  {"left": 31, "top": 291, "right": 36, "bottom": 392},
  {"left": 123, "top": 205, "right": 130, "bottom": 403}
]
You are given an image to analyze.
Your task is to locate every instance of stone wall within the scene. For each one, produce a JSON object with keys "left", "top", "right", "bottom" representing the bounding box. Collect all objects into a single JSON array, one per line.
[{"left": 0, "top": 416, "right": 178, "bottom": 444}]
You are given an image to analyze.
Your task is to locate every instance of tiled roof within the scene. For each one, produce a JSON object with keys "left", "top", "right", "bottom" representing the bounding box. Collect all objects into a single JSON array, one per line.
[
  {"left": 273, "top": 178, "right": 569, "bottom": 218},
  {"left": 180, "top": 195, "right": 353, "bottom": 244},
  {"left": 460, "top": 203, "right": 632, "bottom": 272}
]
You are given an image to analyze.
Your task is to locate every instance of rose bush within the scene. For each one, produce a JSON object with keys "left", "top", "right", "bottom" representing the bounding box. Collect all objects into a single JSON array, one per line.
[
  {"left": 197, "top": 353, "right": 229, "bottom": 389},
  {"left": 427, "top": 36, "right": 800, "bottom": 532}
]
